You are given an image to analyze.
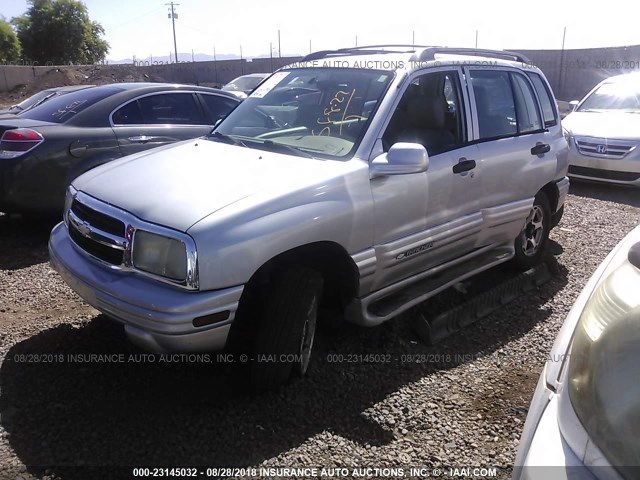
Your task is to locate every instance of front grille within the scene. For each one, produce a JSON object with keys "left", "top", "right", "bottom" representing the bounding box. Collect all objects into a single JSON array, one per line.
[
  {"left": 68, "top": 197, "right": 127, "bottom": 266},
  {"left": 71, "top": 199, "right": 125, "bottom": 236},
  {"left": 569, "top": 165, "right": 640, "bottom": 182},
  {"left": 575, "top": 138, "right": 636, "bottom": 158},
  {"left": 69, "top": 224, "right": 124, "bottom": 265}
]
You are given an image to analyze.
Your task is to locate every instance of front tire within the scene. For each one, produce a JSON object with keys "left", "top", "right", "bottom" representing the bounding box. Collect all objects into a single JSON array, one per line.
[
  {"left": 239, "top": 267, "right": 323, "bottom": 392},
  {"left": 513, "top": 193, "right": 551, "bottom": 269}
]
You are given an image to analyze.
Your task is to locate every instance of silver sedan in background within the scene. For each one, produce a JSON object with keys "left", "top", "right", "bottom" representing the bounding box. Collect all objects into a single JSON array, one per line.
[{"left": 564, "top": 73, "right": 640, "bottom": 186}]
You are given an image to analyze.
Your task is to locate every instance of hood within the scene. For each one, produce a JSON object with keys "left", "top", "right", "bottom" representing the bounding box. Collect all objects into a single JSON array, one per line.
[
  {"left": 563, "top": 111, "right": 640, "bottom": 140},
  {"left": 73, "top": 139, "right": 358, "bottom": 232}
]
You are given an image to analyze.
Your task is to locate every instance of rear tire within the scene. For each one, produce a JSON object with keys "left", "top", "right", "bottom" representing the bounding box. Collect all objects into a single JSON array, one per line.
[
  {"left": 512, "top": 193, "right": 551, "bottom": 269},
  {"left": 239, "top": 267, "right": 323, "bottom": 392}
]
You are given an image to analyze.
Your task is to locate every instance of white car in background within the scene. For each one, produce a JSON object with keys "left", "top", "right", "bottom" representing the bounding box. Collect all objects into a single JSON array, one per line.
[
  {"left": 563, "top": 73, "right": 640, "bottom": 186},
  {"left": 514, "top": 224, "right": 640, "bottom": 479},
  {"left": 221, "top": 73, "right": 270, "bottom": 98}
]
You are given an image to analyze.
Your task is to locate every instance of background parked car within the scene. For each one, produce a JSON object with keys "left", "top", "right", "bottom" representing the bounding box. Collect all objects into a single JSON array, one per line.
[
  {"left": 221, "top": 73, "right": 270, "bottom": 98},
  {"left": 0, "top": 83, "right": 240, "bottom": 215},
  {"left": 563, "top": 72, "right": 640, "bottom": 186},
  {"left": 514, "top": 223, "right": 640, "bottom": 479},
  {"left": 0, "top": 85, "right": 96, "bottom": 117}
]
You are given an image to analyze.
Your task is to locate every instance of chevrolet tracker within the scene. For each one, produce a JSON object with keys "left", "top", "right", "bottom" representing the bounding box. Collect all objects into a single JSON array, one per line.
[{"left": 49, "top": 46, "right": 569, "bottom": 390}]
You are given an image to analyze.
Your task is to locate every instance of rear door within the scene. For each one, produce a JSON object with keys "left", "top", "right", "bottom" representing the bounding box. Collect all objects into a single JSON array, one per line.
[
  {"left": 466, "top": 68, "right": 553, "bottom": 247},
  {"left": 111, "top": 91, "right": 212, "bottom": 157}
]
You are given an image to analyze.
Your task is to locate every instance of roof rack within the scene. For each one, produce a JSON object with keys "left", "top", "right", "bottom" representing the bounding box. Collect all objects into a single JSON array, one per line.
[
  {"left": 300, "top": 44, "right": 433, "bottom": 62},
  {"left": 410, "top": 47, "right": 531, "bottom": 64}
]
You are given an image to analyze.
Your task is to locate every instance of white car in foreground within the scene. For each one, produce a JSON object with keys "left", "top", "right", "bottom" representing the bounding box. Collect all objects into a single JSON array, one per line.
[
  {"left": 514, "top": 224, "right": 640, "bottom": 479},
  {"left": 564, "top": 73, "right": 640, "bottom": 186}
]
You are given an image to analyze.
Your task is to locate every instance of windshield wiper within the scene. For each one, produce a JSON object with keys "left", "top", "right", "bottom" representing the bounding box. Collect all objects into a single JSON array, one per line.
[
  {"left": 207, "top": 131, "right": 248, "bottom": 147},
  {"left": 260, "top": 140, "right": 314, "bottom": 158}
]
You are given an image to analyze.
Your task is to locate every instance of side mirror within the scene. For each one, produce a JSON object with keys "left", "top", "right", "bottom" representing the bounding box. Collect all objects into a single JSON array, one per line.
[
  {"left": 370, "top": 142, "right": 429, "bottom": 178},
  {"left": 569, "top": 100, "right": 580, "bottom": 111}
]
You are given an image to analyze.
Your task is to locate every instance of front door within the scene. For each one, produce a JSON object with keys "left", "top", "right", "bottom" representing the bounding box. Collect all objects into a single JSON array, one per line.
[{"left": 369, "top": 69, "right": 483, "bottom": 291}]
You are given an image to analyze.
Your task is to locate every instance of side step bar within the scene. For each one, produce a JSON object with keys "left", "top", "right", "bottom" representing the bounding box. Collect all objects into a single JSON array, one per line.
[
  {"left": 412, "top": 261, "right": 553, "bottom": 345},
  {"left": 348, "top": 244, "right": 514, "bottom": 326}
]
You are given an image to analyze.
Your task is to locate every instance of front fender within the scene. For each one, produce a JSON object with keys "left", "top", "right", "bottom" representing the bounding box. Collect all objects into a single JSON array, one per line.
[{"left": 190, "top": 197, "right": 371, "bottom": 291}]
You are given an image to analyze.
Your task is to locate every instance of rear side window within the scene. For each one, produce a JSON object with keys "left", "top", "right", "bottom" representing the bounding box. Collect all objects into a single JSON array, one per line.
[
  {"left": 511, "top": 73, "right": 543, "bottom": 133},
  {"left": 470, "top": 70, "right": 517, "bottom": 139},
  {"left": 200, "top": 94, "right": 238, "bottom": 124},
  {"left": 136, "top": 93, "right": 204, "bottom": 125},
  {"left": 526, "top": 72, "right": 558, "bottom": 127},
  {"left": 20, "top": 86, "right": 122, "bottom": 124}
]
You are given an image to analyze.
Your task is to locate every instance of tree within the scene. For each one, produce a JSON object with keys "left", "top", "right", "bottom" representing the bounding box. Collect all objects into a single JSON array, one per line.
[
  {"left": 13, "top": 0, "right": 109, "bottom": 65},
  {"left": 0, "top": 18, "right": 21, "bottom": 63}
]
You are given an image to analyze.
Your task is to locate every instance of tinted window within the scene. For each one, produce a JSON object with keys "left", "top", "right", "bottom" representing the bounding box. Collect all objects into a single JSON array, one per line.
[
  {"left": 470, "top": 70, "right": 517, "bottom": 139},
  {"left": 511, "top": 73, "right": 542, "bottom": 133},
  {"left": 112, "top": 100, "right": 143, "bottom": 125},
  {"left": 137, "top": 93, "right": 204, "bottom": 125},
  {"left": 526, "top": 72, "right": 557, "bottom": 127},
  {"left": 20, "top": 86, "right": 122, "bottom": 124},
  {"left": 200, "top": 94, "right": 238, "bottom": 124}
]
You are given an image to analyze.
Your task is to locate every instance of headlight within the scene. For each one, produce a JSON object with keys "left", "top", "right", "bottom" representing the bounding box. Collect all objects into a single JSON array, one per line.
[
  {"left": 567, "top": 243, "right": 640, "bottom": 473},
  {"left": 562, "top": 127, "right": 572, "bottom": 146},
  {"left": 132, "top": 230, "right": 188, "bottom": 281},
  {"left": 64, "top": 185, "right": 77, "bottom": 225}
]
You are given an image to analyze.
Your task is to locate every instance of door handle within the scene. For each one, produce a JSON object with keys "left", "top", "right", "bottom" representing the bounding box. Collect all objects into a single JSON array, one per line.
[
  {"left": 127, "top": 135, "right": 161, "bottom": 144},
  {"left": 453, "top": 158, "right": 476, "bottom": 174},
  {"left": 531, "top": 143, "right": 550, "bottom": 155}
]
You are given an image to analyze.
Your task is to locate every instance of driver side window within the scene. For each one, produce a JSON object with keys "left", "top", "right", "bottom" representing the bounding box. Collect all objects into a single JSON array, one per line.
[{"left": 382, "top": 71, "right": 464, "bottom": 155}]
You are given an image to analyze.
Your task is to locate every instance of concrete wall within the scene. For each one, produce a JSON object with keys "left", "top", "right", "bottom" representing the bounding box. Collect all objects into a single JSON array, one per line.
[
  {"left": 0, "top": 65, "right": 63, "bottom": 93},
  {"left": 514, "top": 45, "right": 640, "bottom": 101},
  {"left": 3, "top": 45, "right": 640, "bottom": 100}
]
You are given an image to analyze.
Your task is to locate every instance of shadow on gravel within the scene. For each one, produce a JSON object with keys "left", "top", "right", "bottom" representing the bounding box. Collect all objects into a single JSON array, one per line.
[
  {"left": 0, "top": 257, "right": 569, "bottom": 477},
  {"left": 569, "top": 180, "right": 640, "bottom": 208},
  {"left": 0, "top": 214, "right": 59, "bottom": 270}
]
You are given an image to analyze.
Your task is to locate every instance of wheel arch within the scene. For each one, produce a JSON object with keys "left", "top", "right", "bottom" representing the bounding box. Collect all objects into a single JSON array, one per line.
[{"left": 539, "top": 181, "right": 559, "bottom": 213}]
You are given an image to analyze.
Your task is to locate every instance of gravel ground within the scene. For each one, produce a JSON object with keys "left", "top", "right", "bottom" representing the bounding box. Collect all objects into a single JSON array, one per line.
[{"left": 0, "top": 181, "right": 639, "bottom": 480}]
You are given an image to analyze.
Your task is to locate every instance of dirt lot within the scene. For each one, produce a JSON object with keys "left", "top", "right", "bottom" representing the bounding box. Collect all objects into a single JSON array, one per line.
[
  {"left": 0, "top": 65, "right": 202, "bottom": 109},
  {"left": 0, "top": 181, "right": 638, "bottom": 479}
]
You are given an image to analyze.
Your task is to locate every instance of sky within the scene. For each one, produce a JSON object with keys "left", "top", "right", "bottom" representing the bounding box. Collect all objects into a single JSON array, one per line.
[{"left": 3, "top": 0, "right": 640, "bottom": 62}]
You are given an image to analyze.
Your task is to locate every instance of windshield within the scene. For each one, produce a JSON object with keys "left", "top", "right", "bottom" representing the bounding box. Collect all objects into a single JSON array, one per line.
[
  {"left": 578, "top": 80, "right": 640, "bottom": 112},
  {"left": 222, "top": 75, "right": 267, "bottom": 93},
  {"left": 213, "top": 68, "right": 394, "bottom": 159},
  {"left": 13, "top": 90, "right": 55, "bottom": 111},
  {"left": 19, "top": 86, "right": 122, "bottom": 123}
]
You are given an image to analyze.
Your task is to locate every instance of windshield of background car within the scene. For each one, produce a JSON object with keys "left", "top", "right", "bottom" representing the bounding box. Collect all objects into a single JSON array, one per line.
[
  {"left": 223, "top": 76, "right": 265, "bottom": 92},
  {"left": 19, "top": 86, "right": 122, "bottom": 123},
  {"left": 14, "top": 90, "right": 54, "bottom": 111},
  {"left": 213, "top": 68, "right": 394, "bottom": 159},
  {"left": 578, "top": 80, "right": 640, "bottom": 112}
]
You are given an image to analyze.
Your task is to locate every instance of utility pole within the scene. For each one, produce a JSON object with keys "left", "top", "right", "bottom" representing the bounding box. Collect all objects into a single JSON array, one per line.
[
  {"left": 475, "top": 30, "right": 478, "bottom": 48},
  {"left": 412, "top": 31, "right": 415, "bottom": 46},
  {"left": 270, "top": 42, "right": 274, "bottom": 72},
  {"left": 213, "top": 46, "right": 218, "bottom": 84},
  {"left": 278, "top": 29, "right": 281, "bottom": 58},
  {"left": 166, "top": 2, "right": 179, "bottom": 63}
]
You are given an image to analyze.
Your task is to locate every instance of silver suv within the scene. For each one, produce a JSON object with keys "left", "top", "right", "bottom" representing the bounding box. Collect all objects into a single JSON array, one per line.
[{"left": 49, "top": 46, "right": 569, "bottom": 390}]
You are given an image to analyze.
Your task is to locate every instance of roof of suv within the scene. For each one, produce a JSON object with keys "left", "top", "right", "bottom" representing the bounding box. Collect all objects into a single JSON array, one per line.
[{"left": 285, "top": 45, "right": 537, "bottom": 73}]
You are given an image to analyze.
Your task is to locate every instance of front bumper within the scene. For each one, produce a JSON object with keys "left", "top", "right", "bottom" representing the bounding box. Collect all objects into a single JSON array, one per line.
[
  {"left": 567, "top": 141, "right": 640, "bottom": 186},
  {"left": 49, "top": 222, "right": 243, "bottom": 353}
]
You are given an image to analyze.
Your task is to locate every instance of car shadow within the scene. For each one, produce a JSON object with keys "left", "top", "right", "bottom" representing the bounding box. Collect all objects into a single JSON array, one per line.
[
  {"left": 569, "top": 180, "right": 640, "bottom": 208},
  {"left": 0, "top": 258, "right": 569, "bottom": 477},
  {"left": 0, "top": 214, "right": 60, "bottom": 270}
]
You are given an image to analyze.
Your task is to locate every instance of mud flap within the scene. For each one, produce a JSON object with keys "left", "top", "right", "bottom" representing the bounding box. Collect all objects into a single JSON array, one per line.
[{"left": 412, "top": 261, "right": 554, "bottom": 345}]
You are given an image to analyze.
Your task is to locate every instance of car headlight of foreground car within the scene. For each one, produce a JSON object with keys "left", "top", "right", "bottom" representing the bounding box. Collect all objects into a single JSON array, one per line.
[
  {"left": 566, "top": 243, "right": 640, "bottom": 475},
  {"left": 132, "top": 230, "right": 188, "bottom": 281}
]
